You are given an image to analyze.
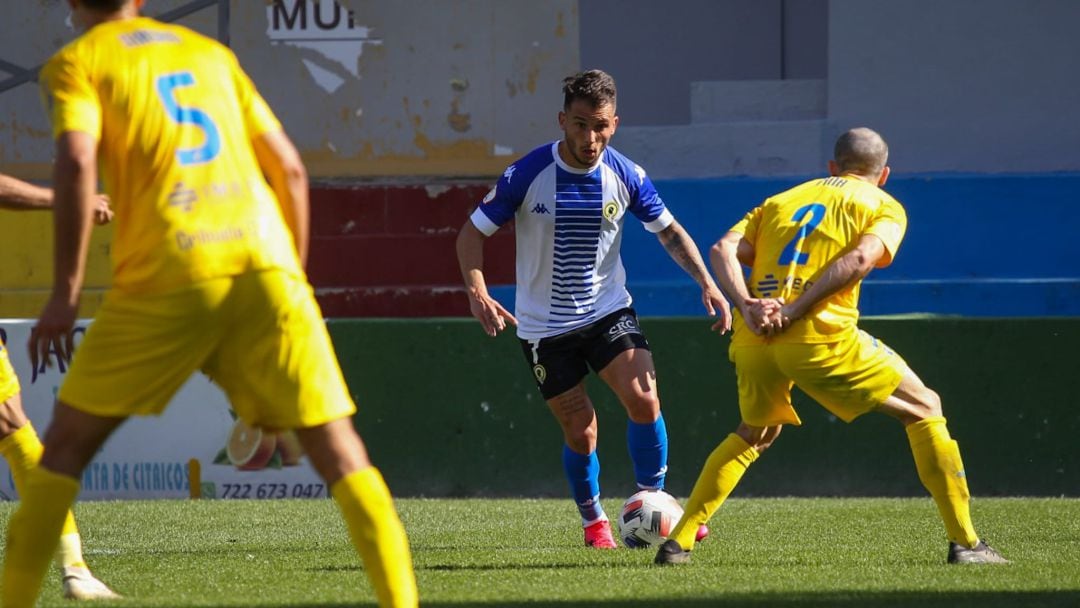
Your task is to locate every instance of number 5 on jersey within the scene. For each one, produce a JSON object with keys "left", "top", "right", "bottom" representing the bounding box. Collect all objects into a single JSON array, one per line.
[{"left": 156, "top": 72, "right": 221, "bottom": 165}]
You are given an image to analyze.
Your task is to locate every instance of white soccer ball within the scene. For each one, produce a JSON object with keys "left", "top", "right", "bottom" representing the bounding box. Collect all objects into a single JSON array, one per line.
[{"left": 617, "top": 489, "right": 684, "bottom": 549}]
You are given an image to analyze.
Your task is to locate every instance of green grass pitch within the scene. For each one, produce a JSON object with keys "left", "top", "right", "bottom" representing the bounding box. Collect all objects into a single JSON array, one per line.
[{"left": 3, "top": 497, "right": 1078, "bottom": 607}]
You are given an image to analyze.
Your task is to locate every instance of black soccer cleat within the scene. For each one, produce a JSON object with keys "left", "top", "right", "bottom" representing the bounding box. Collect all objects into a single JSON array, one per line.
[
  {"left": 947, "top": 540, "right": 1009, "bottom": 564},
  {"left": 653, "top": 539, "right": 692, "bottom": 565}
]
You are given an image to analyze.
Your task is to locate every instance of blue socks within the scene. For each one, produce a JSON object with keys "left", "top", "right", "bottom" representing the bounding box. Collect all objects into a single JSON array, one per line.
[
  {"left": 562, "top": 445, "right": 604, "bottom": 524},
  {"left": 562, "top": 415, "right": 668, "bottom": 525},
  {"left": 627, "top": 414, "right": 668, "bottom": 490}
]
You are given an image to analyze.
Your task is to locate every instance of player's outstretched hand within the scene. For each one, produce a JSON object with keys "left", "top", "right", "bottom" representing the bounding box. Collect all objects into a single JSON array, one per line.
[
  {"left": 29, "top": 293, "right": 79, "bottom": 370},
  {"left": 93, "top": 194, "right": 113, "bottom": 225},
  {"left": 703, "top": 284, "right": 732, "bottom": 335},
  {"left": 468, "top": 288, "right": 517, "bottom": 337}
]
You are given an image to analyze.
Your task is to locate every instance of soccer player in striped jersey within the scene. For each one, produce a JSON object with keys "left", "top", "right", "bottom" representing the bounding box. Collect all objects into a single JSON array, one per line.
[
  {"left": 3, "top": 2, "right": 416, "bottom": 606},
  {"left": 655, "top": 127, "right": 1007, "bottom": 566},
  {"left": 0, "top": 173, "right": 116, "bottom": 599},
  {"left": 457, "top": 69, "right": 731, "bottom": 549}
]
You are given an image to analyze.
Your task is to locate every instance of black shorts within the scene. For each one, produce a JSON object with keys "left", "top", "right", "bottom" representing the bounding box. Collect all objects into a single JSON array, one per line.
[{"left": 518, "top": 308, "right": 650, "bottom": 400}]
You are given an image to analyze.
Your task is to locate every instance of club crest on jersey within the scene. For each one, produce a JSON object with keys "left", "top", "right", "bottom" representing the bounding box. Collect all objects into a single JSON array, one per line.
[
  {"left": 533, "top": 364, "right": 547, "bottom": 384},
  {"left": 482, "top": 185, "right": 497, "bottom": 204},
  {"left": 603, "top": 201, "right": 620, "bottom": 221}
]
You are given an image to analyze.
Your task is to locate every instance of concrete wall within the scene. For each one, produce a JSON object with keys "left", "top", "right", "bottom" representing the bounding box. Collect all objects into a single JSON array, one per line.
[
  {"left": 332, "top": 317, "right": 1079, "bottom": 497},
  {"left": 827, "top": 0, "right": 1080, "bottom": 174},
  {"left": 606, "top": 0, "right": 1080, "bottom": 177},
  {"left": 578, "top": 0, "right": 828, "bottom": 126},
  {"left": 4, "top": 1, "right": 1076, "bottom": 179},
  {"left": 0, "top": 0, "right": 579, "bottom": 179},
  {"left": 0, "top": 0, "right": 220, "bottom": 178},
  {"left": 2, "top": 2, "right": 1076, "bottom": 317}
]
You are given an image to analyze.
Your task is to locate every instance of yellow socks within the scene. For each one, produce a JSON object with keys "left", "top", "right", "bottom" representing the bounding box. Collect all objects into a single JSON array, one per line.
[
  {"left": 2, "top": 466, "right": 81, "bottom": 608},
  {"left": 331, "top": 467, "right": 418, "bottom": 608},
  {"left": 58, "top": 532, "right": 89, "bottom": 570},
  {"left": 0, "top": 423, "right": 46, "bottom": 494},
  {"left": 906, "top": 416, "right": 979, "bottom": 548},
  {"left": 0, "top": 423, "right": 85, "bottom": 568},
  {"left": 670, "top": 433, "right": 759, "bottom": 551}
]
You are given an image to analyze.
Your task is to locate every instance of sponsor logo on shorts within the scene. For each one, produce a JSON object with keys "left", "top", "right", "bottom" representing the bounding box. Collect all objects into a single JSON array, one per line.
[
  {"left": 606, "top": 315, "right": 641, "bottom": 341},
  {"left": 533, "top": 364, "right": 547, "bottom": 384}
]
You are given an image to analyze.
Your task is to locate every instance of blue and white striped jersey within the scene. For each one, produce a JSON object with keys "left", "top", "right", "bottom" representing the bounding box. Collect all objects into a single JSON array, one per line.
[{"left": 470, "top": 141, "right": 673, "bottom": 340}]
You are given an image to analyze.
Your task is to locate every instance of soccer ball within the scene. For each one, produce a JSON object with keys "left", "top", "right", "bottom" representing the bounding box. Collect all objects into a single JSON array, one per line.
[{"left": 617, "top": 489, "right": 684, "bottom": 549}]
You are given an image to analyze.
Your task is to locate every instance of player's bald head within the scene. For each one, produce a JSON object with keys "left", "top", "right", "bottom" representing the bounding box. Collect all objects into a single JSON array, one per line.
[
  {"left": 76, "top": 0, "right": 131, "bottom": 11},
  {"left": 833, "top": 128, "right": 889, "bottom": 176}
]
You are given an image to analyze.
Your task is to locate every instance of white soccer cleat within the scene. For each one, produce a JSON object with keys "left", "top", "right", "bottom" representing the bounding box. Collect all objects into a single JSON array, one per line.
[{"left": 61, "top": 566, "right": 122, "bottom": 600}]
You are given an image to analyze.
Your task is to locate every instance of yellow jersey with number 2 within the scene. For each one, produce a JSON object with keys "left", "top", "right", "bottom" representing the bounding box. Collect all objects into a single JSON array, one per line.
[
  {"left": 730, "top": 175, "right": 907, "bottom": 345},
  {"left": 39, "top": 17, "right": 302, "bottom": 295}
]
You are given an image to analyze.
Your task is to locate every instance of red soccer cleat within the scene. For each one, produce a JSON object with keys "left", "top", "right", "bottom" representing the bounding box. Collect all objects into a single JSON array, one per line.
[{"left": 584, "top": 519, "right": 618, "bottom": 549}]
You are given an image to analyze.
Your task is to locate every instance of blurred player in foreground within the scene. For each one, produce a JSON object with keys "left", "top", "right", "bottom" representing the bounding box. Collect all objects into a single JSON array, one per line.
[
  {"left": 0, "top": 173, "right": 116, "bottom": 599},
  {"left": 457, "top": 69, "right": 730, "bottom": 549},
  {"left": 654, "top": 127, "right": 1007, "bottom": 566},
  {"left": 2, "top": 1, "right": 417, "bottom": 606}
]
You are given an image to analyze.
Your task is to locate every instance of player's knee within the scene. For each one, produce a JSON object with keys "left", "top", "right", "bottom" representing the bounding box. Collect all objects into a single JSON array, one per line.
[
  {"left": 736, "top": 422, "right": 782, "bottom": 452},
  {"left": 911, "top": 387, "right": 943, "bottom": 420},
  {"left": 622, "top": 391, "right": 660, "bottom": 424},
  {"left": 561, "top": 420, "right": 597, "bottom": 453}
]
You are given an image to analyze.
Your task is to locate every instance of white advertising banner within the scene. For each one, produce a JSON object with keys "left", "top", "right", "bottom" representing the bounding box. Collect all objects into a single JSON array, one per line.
[{"left": 0, "top": 320, "right": 325, "bottom": 501}]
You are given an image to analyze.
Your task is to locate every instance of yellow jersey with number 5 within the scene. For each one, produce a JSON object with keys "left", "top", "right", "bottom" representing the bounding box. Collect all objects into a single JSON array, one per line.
[
  {"left": 730, "top": 175, "right": 907, "bottom": 345},
  {"left": 39, "top": 17, "right": 302, "bottom": 294}
]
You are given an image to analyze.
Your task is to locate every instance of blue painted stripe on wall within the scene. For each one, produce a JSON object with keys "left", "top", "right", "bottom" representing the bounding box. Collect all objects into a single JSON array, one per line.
[{"left": 495, "top": 174, "right": 1080, "bottom": 317}]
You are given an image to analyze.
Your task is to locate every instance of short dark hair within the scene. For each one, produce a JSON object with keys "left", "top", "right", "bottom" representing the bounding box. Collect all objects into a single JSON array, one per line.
[
  {"left": 81, "top": 0, "right": 130, "bottom": 11},
  {"left": 562, "top": 70, "right": 617, "bottom": 111},
  {"left": 834, "top": 127, "right": 889, "bottom": 176}
]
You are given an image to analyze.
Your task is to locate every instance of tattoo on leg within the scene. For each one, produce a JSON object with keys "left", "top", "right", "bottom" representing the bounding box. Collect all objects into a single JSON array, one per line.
[{"left": 552, "top": 389, "right": 590, "bottom": 418}]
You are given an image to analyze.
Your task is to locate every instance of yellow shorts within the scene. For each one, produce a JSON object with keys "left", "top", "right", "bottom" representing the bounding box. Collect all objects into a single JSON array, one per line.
[
  {"left": 59, "top": 269, "right": 356, "bottom": 429},
  {"left": 0, "top": 342, "right": 20, "bottom": 403},
  {"left": 730, "top": 330, "right": 908, "bottom": 426}
]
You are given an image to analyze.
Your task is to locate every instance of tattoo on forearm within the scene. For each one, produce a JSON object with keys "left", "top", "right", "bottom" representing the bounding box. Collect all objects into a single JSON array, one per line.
[{"left": 660, "top": 229, "right": 708, "bottom": 282}]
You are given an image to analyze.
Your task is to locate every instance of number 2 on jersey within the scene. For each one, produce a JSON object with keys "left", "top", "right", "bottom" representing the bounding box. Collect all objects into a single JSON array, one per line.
[
  {"left": 156, "top": 72, "right": 221, "bottom": 165},
  {"left": 777, "top": 203, "right": 826, "bottom": 265}
]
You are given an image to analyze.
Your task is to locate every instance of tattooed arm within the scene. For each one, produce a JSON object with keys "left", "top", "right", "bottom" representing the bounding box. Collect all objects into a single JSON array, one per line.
[{"left": 655, "top": 219, "right": 732, "bottom": 334}]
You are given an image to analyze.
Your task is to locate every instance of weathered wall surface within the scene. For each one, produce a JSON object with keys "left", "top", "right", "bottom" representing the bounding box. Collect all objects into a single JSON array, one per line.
[
  {"left": 0, "top": 0, "right": 220, "bottom": 178},
  {"left": 4, "top": 1, "right": 1078, "bottom": 179},
  {"left": 0, "top": 0, "right": 579, "bottom": 179}
]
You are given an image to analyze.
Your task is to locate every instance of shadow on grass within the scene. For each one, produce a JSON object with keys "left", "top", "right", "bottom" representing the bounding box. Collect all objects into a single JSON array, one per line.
[
  {"left": 267, "top": 590, "right": 1080, "bottom": 608},
  {"left": 310, "top": 562, "right": 581, "bottom": 573}
]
